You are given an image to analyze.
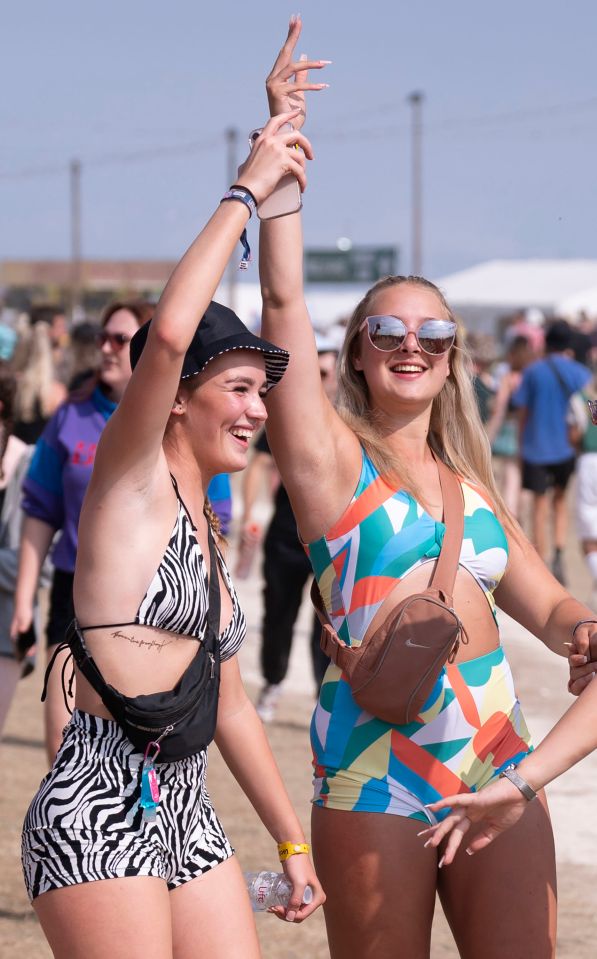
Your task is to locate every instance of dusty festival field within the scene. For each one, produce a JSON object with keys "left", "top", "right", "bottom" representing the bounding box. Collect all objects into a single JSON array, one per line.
[{"left": 2, "top": 487, "right": 597, "bottom": 958}]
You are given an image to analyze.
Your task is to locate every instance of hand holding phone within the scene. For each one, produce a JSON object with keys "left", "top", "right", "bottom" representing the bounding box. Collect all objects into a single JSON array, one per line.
[{"left": 248, "top": 123, "right": 303, "bottom": 220}]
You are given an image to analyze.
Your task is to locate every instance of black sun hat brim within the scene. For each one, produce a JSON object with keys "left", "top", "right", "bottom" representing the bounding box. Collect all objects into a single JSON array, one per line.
[{"left": 129, "top": 302, "right": 289, "bottom": 391}]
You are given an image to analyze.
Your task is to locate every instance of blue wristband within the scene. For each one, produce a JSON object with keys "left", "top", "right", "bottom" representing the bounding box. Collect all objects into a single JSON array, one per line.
[
  {"left": 221, "top": 187, "right": 256, "bottom": 217},
  {"left": 220, "top": 187, "right": 255, "bottom": 270}
]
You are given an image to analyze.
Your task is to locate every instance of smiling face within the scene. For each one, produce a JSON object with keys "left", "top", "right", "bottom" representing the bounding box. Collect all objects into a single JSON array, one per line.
[
  {"left": 351, "top": 283, "right": 453, "bottom": 417},
  {"left": 178, "top": 351, "right": 268, "bottom": 475}
]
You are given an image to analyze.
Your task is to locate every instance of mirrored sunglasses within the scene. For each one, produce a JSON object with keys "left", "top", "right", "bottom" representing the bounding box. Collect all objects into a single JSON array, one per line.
[
  {"left": 96, "top": 331, "right": 132, "bottom": 352},
  {"left": 361, "top": 315, "right": 457, "bottom": 356}
]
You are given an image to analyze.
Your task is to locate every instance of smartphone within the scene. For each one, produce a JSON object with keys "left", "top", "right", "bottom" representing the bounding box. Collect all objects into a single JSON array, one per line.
[{"left": 248, "top": 124, "right": 302, "bottom": 220}]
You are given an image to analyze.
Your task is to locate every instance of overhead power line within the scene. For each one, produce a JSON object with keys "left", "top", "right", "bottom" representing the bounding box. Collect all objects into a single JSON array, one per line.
[
  {"left": 0, "top": 134, "right": 223, "bottom": 181},
  {"left": 1, "top": 94, "right": 596, "bottom": 181},
  {"left": 324, "top": 93, "right": 597, "bottom": 133}
]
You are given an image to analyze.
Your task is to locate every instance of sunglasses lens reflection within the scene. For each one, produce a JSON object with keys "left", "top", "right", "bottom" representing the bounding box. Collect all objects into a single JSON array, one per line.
[
  {"left": 365, "top": 317, "right": 455, "bottom": 355},
  {"left": 367, "top": 317, "right": 407, "bottom": 352},
  {"left": 417, "top": 321, "right": 456, "bottom": 355}
]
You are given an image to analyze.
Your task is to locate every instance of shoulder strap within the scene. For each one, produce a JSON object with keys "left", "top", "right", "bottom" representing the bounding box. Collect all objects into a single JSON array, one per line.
[
  {"left": 547, "top": 357, "right": 573, "bottom": 398},
  {"left": 170, "top": 473, "right": 197, "bottom": 529},
  {"left": 205, "top": 525, "right": 221, "bottom": 643},
  {"left": 428, "top": 455, "right": 464, "bottom": 603},
  {"left": 170, "top": 471, "right": 221, "bottom": 640}
]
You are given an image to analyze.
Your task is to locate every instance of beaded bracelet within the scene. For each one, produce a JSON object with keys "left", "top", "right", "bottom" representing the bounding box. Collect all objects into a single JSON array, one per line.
[{"left": 277, "top": 841, "right": 310, "bottom": 863}]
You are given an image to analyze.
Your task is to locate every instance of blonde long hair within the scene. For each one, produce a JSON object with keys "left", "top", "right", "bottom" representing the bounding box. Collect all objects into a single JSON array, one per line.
[
  {"left": 14, "top": 321, "right": 58, "bottom": 423},
  {"left": 337, "top": 275, "right": 512, "bottom": 526}
]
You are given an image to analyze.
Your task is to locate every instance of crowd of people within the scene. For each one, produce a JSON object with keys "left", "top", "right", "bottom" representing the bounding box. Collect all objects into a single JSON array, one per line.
[
  {"left": 468, "top": 316, "right": 597, "bottom": 598},
  {"left": 2, "top": 14, "right": 597, "bottom": 959}
]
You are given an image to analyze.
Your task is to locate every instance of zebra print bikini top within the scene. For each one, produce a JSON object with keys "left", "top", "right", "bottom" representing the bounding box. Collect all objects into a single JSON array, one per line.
[{"left": 83, "top": 476, "right": 246, "bottom": 661}]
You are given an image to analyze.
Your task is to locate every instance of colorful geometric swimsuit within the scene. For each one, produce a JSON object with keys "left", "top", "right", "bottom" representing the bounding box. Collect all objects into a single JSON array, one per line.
[{"left": 307, "top": 448, "right": 533, "bottom": 823}]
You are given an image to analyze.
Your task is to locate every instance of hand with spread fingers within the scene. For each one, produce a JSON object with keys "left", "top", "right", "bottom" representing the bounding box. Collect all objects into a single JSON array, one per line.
[
  {"left": 417, "top": 778, "right": 530, "bottom": 866},
  {"left": 266, "top": 14, "right": 330, "bottom": 130}
]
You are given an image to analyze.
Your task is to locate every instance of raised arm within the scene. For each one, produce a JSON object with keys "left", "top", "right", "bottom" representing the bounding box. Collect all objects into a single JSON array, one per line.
[
  {"left": 90, "top": 113, "right": 311, "bottom": 495},
  {"left": 259, "top": 20, "right": 360, "bottom": 540}
]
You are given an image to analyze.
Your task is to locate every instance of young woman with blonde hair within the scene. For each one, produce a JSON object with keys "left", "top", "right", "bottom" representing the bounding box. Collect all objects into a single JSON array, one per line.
[{"left": 257, "top": 17, "right": 596, "bottom": 958}]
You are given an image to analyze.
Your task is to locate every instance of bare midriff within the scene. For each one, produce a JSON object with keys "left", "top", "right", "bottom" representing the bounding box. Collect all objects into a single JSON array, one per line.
[
  {"left": 73, "top": 624, "right": 206, "bottom": 720},
  {"left": 370, "top": 560, "right": 500, "bottom": 664}
]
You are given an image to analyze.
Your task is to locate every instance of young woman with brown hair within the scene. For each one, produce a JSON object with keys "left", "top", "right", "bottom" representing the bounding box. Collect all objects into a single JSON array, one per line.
[{"left": 21, "top": 112, "right": 323, "bottom": 959}]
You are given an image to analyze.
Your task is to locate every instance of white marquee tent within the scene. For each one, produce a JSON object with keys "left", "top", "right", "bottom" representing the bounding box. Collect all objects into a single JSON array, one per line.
[
  {"left": 434, "top": 259, "right": 597, "bottom": 331},
  {"left": 556, "top": 285, "right": 597, "bottom": 318},
  {"left": 214, "top": 280, "right": 368, "bottom": 337}
]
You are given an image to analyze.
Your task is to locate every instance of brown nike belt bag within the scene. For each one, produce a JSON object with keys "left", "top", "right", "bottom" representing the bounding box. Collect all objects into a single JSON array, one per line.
[{"left": 312, "top": 455, "right": 467, "bottom": 725}]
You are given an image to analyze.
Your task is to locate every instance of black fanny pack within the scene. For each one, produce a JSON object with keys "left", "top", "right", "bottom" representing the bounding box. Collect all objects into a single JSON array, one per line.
[{"left": 43, "top": 529, "right": 222, "bottom": 764}]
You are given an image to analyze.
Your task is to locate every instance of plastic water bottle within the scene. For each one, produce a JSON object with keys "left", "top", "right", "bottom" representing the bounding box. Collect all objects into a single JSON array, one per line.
[
  {"left": 244, "top": 871, "right": 313, "bottom": 911},
  {"left": 234, "top": 523, "right": 261, "bottom": 580}
]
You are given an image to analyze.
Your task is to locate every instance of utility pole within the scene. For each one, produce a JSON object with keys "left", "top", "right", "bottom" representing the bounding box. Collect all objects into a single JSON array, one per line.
[
  {"left": 225, "top": 127, "right": 239, "bottom": 312},
  {"left": 407, "top": 91, "right": 424, "bottom": 276},
  {"left": 70, "top": 158, "right": 82, "bottom": 322}
]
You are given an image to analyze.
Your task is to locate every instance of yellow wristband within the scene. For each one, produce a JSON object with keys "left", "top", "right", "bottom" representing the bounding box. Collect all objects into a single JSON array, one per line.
[{"left": 277, "top": 841, "right": 310, "bottom": 862}]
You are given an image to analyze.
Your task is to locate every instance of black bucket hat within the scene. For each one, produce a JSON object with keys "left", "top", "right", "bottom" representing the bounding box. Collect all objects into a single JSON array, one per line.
[{"left": 130, "top": 300, "right": 289, "bottom": 390}]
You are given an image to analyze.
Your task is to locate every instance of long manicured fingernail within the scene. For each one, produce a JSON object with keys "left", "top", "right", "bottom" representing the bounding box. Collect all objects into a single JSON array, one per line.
[
  {"left": 319, "top": 60, "right": 333, "bottom": 64},
  {"left": 417, "top": 829, "right": 429, "bottom": 837},
  {"left": 424, "top": 839, "right": 433, "bottom": 848},
  {"left": 466, "top": 848, "right": 474, "bottom": 856},
  {"left": 438, "top": 856, "right": 445, "bottom": 868}
]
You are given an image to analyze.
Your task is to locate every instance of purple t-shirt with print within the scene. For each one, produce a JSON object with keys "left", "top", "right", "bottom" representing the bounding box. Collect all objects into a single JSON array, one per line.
[{"left": 21, "top": 386, "right": 116, "bottom": 572}]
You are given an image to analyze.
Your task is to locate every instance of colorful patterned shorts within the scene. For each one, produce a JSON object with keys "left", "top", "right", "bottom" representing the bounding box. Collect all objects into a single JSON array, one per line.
[{"left": 311, "top": 645, "right": 532, "bottom": 823}]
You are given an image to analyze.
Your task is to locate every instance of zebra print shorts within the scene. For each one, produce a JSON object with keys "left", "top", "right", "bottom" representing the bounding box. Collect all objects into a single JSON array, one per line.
[{"left": 22, "top": 710, "right": 233, "bottom": 901}]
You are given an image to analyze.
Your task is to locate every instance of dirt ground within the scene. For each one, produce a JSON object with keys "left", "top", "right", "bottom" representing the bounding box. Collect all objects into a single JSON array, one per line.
[{"left": 2, "top": 482, "right": 597, "bottom": 957}]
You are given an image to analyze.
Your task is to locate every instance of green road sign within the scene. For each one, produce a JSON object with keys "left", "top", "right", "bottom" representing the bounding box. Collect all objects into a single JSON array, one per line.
[{"left": 305, "top": 247, "right": 398, "bottom": 284}]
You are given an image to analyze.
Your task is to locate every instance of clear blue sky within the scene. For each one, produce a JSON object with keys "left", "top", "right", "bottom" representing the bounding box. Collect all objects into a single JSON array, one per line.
[{"left": 2, "top": 0, "right": 597, "bottom": 278}]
